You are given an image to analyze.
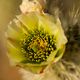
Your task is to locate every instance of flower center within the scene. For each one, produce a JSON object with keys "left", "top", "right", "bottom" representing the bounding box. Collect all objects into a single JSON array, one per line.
[{"left": 20, "top": 29, "right": 56, "bottom": 64}]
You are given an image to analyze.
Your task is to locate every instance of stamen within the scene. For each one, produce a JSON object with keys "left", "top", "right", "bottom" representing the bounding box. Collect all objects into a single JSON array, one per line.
[{"left": 20, "top": 28, "right": 56, "bottom": 64}]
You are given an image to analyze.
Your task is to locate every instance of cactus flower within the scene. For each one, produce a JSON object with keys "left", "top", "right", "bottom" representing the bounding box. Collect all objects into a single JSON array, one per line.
[{"left": 6, "top": 12, "right": 67, "bottom": 73}]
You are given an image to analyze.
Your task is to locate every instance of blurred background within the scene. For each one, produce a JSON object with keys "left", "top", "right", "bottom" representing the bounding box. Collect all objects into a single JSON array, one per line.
[{"left": 0, "top": 0, "right": 22, "bottom": 80}]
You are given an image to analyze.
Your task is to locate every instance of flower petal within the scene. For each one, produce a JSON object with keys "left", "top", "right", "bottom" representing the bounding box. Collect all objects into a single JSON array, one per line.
[
  {"left": 7, "top": 41, "right": 26, "bottom": 63},
  {"left": 17, "top": 12, "right": 38, "bottom": 31}
]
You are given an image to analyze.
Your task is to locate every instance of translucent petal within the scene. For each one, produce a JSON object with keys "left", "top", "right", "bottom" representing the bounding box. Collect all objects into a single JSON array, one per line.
[
  {"left": 6, "top": 19, "right": 29, "bottom": 40},
  {"left": 55, "top": 18, "right": 67, "bottom": 49},
  {"left": 17, "top": 12, "right": 38, "bottom": 31},
  {"left": 7, "top": 41, "right": 26, "bottom": 63},
  {"left": 19, "top": 63, "right": 46, "bottom": 73},
  {"left": 37, "top": 13, "right": 58, "bottom": 35}
]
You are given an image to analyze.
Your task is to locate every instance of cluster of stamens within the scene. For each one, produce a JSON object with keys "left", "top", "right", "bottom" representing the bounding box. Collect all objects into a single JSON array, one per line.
[{"left": 20, "top": 29, "right": 56, "bottom": 64}]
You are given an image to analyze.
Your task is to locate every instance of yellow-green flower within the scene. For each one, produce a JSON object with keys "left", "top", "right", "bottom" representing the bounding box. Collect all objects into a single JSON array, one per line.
[{"left": 6, "top": 12, "right": 67, "bottom": 73}]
